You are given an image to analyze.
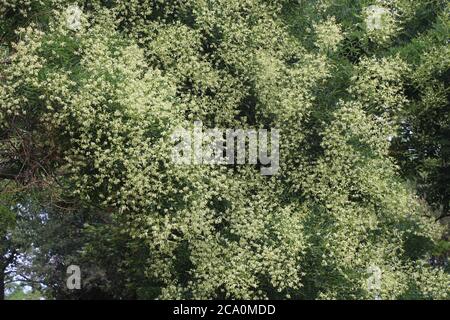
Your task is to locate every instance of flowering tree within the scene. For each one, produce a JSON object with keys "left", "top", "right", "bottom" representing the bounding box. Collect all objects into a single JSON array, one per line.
[{"left": 0, "top": 0, "right": 449, "bottom": 299}]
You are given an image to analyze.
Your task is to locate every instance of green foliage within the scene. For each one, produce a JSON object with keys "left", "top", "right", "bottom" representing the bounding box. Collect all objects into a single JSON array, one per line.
[{"left": 6, "top": 283, "right": 43, "bottom": 300}]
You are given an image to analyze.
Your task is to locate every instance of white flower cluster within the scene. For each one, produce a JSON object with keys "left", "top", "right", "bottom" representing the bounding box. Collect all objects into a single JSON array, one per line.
[{"left": 313, "top": 17, "right": 345, "bottom": 52}]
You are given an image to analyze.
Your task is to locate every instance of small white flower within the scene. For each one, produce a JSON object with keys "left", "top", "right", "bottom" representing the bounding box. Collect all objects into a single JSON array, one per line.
[
  {"left": 365, "top": 5, "right": 390, "bottom": 31},
  {"left": 66, "top": 5, "right": 82, "bottom": 31}
]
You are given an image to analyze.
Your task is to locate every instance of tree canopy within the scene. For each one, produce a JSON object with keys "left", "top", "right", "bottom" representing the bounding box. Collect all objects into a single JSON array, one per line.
[{"left": 0, "top": 0, "right": 449, "bottom": 300}]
